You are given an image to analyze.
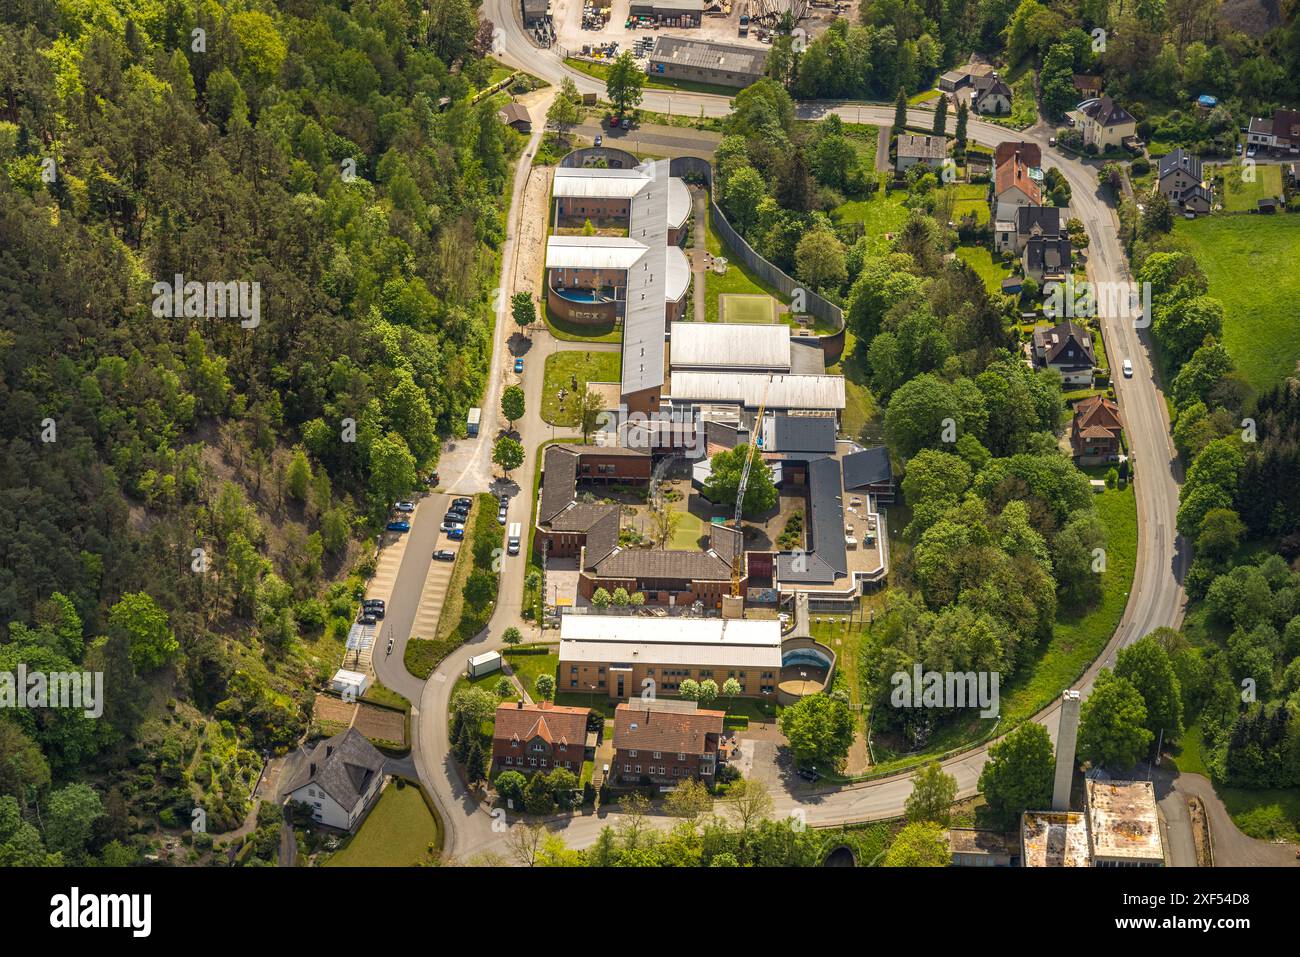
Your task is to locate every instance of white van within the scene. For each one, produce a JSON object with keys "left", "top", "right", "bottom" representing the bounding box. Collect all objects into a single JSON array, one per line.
[{"left": 507, "top": 522, "right": 522, "bottom": 555}]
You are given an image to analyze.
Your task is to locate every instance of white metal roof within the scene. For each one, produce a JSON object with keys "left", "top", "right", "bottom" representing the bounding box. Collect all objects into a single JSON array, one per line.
[
  {"left": 666, "top": 246, "right": 690, "bottom": 302},
  {"left": 621, "top": 160, "right": 671, "bottom": 396},
  {"left": 546, "top": 235, "right": 647, "bottom": 271},
  {"left": 553, "top": 167, "right": 648, "bottom": 200},
  {"left": 669, "top": 371, "right": 846, "bottom": 410},
  {"left": 561, "top": 614, "right": 782, "bottom": 646},
  {"left": 560, "top": 638, "right": 782, "bottom": 668},
  {"left": 669, "top": 322, "right": 791, "bottom": 371}
]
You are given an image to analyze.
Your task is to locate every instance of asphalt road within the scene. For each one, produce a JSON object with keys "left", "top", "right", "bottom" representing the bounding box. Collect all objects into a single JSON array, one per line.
[{"left": 389, "top": 16, "right": 1207, "bottom": 861}]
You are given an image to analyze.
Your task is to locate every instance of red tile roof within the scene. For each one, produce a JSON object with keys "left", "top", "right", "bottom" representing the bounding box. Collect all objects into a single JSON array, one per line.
[
  {"left": 493, "top": 701, "right": 590, "bottom": 749},
  {"left": 995, "top": 152, "right": 1041, "bottom": 204},
  {"left": 614, "top": 702, "right": 725, "bottom": 755}
]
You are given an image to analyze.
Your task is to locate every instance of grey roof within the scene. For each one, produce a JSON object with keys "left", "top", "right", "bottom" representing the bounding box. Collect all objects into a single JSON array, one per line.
[
  {"left": 649, "top": 35, "right": 767, "bottom": 77},
  {"left": 1035, "top": 319, "right": 1096, "bottom": 369},
  {"left": 788, "top": 339, "right": 826, "bottom": 375},
  {"left": 1081, "top": 95, "right": 1134, "bottom": 128},
  {"left": 1025, "top": 235, "right": 1072, "bottom": 274},
  {"left": 842, "top": 446, "right": 892, "bottom": 490},
  {"left": 775, "top": 457, "right": 845, "bottom": 584},
  {"left": 669, "top": 321, "right": 792, "bottom": 371},
  {"left": 622, "top": 160, "right": 670, "bottom": 397},
  {"left": 1158, "top": 147, "right": 1202, "bottom": 182},
  {"left": 592, "top": 547, "right": 734, "bottom": 582},
  {"left": 972, "top": 75, "right": 1012, "bottom": 98},
  {"left": 1016, "top": 205, "right": 1064, "bottom": 238},
  {"left": 540, "top": 446, "right": 580, "bottom": 523},
  {"left": 897, "top": 134, "right": 948, "bottom": 159},
  {"left": 772, "top": 413, "right": 838, "bottom": 453},
  {"left": 284, "top": 728, "right": 385, "bottom": 813}
]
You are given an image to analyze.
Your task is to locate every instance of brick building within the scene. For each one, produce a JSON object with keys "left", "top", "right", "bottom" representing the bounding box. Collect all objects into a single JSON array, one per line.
[
  {"left": 490, "top": 700, "right": 592, "bottom": 775},
  {"left": 612, "top": 699, "right": 725, "bottom": 786}
]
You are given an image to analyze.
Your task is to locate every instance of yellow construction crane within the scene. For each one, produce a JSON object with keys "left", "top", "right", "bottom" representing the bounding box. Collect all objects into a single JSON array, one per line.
[{"left": 730, "top": 374, "right": 771, "bottom": 598}]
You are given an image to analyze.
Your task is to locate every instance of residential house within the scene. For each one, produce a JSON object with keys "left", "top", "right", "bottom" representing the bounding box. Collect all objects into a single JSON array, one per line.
[
  {"left": 992, "top": 149, "right": 1042, "bottom": 229},
  {"left": 996, "top": 204, "right": 1064, "bottom": 254},
  {"left": 1032, "top": 319, "right": 1096, "bottom": 388},
  {"left": 1023, "top": 232, "right": 1072, "bottom": 282},
  {"left": 1070, "top": 394, "right": 1123, "bottom": 465},
  {"left": 612, "top": 699, "right": 725, "bottom": 786},
  {"left": 896, "top": 134, "right": 948, "bottom": 172},
  {"left": 1073, "top": 96, "right": 1137, "bottom": 152},
  {"left": 971, "top": 74, "right": 1012, "bottom": 115},
  {"left": 283, "top": 728, "right": 387, "bottom": 831},
  {"left": 1156, "top": 147, "right": 1211, "bottom": 215},
  {"left": 491, "top": 700, "right": 592, "bottom": 775},
  {"left": 1246, "top": 108, "right": 1300, "bottom": 154},
  {"left": 993, "top": 141, "right": 1042, "bottom": 169}
]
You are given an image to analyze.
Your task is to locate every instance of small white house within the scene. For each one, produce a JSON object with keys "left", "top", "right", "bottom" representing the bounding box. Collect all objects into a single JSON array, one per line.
[{"left": 284, "top": 728, "right": 387, "bottom": 831}]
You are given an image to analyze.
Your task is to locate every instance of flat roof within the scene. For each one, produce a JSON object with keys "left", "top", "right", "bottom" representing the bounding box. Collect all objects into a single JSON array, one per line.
[
  {"left": 670, "top": 372, "right": 845, "bottom": 410},
  {"left": 947, "top": 828, "right": 1016, "bottom": 857},
  {"left": 1086, "top": 779, "right": 1164, "bottom": 862},
  {"left": 1022, "top": 811, "right": 1091, "bottom": 867},
  {"left": 669, "top": 322, "right": 792, "bottom": 371},
  {"left": 560, "top": 638, "right": 782, "bottom": 669},
  {"left": 546, "top": 235, "right": 646, "bottom": 270},
  {"left": 561, "top": 614, "right": 781, "bottom": 647}
]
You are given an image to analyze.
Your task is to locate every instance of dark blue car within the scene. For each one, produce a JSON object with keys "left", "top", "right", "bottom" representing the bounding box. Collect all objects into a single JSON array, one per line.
[
  {"left": 386, "top": 521, "right": 410, "bottom": 533},
  {"left": 514, "top": 358, "right": 524, "bottom": 374},
  {"left": 447, "top": 527, "right": 465, "bottom": 541}
]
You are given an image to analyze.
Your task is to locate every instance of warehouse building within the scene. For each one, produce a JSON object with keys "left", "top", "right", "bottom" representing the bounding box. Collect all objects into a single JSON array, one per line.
[{"left": 648, "top": 36, "right": 768, "bottom": 90}]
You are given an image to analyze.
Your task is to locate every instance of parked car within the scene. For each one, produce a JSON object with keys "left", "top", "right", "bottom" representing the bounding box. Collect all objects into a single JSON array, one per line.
[
  {"left": 358, "top": 611, "right": 377, "bottom": 626},
  {"left": 594, "top": 134, "right": 602, "bottom": 147},
  {"left": 452, "top": 497, "right": 472, "bottom": 510},
  {"left": 444, "top": 509, "right": 468, "bottom": 523},
  {"left": 440, "top": 521, "right": 465, "bottom": 534},
  {"left": 797, "top": 766, "right": 821, "bottom": 783},
  {"left": 1122, "top": 358, "right": 1133, "bottom": 378},
  {"left": 514, "top": 357, "right": 524, "bottom": 374},
  {"left": 1048, "top": 136, "right": 1057, "bottom": 147},
  {"left": 447, "top": 527, "right": 465, "bottom": 541},
  {"left": 1236, "top": 142, "right": 1243, "bottom": 155},
  {"left": 1247, "top": 146, "right": 1257, "bottom": 158},
  {"left": 433, "top": 549, "right": 456, "bottom": 561},
  {"left": 363, "top": 599, "right": 385, "bottom": 619},
  {"left": 497, "top": 503, "right": 508, "bottom": 525},
  {"left": 427, "top": 471, "right": 439, "bottom": 487},
  {"left": 385, "top": 521, "right": 411, "bottom": 533},
  {"left": 394, "top": 501, "right": 415, "bottom": 512}
]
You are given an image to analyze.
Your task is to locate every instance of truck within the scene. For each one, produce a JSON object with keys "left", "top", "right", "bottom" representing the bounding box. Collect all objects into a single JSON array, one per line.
[
  {"left": 738, "top": 3, "right": 749, "bottom": 35},
  {"left": 507, "top": 522, "right": 522, "bottom": 556},
  {"left": 467, "top": 650, "right": 502, "bottom": 678},
  {"left": 466, "top": 407, "right": 481, "bottom": 437}
]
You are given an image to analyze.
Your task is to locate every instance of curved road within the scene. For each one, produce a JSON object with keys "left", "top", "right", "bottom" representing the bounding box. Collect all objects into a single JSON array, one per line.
[{"left": 384, "top": 10, "right": 1191, "bottom": 860}]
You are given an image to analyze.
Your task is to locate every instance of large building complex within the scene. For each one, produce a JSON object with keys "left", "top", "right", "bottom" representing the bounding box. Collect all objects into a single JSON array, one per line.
[
  {"left": 647, "top": 35, "right": 768, "bottom": 89},
  {"left": 1022, "top": 778, "right": 1166, "bottom": 867}
]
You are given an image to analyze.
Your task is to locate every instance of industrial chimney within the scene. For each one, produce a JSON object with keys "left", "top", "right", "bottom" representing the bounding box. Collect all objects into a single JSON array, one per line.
[{"left": 1052, "top": 690, "right": 1082, "bottom": 811}]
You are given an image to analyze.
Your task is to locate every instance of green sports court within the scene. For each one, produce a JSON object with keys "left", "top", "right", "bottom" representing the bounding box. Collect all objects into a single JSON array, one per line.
[{"left": 718, "top": 293, "right": 779, "bottom": 324}]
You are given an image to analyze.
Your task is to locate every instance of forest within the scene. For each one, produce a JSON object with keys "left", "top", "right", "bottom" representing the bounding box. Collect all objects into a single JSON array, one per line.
[{"left": 0, "top": 0, "right": 513, "bottom": 864}]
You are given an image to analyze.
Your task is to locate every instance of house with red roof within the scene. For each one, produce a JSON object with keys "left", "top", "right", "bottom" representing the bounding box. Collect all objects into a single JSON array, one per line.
[
  {"left": 491, "top": 700, "right": 592, "bottom": 775},
  {"left": 1070, "top": 394, "right": 1123, "bottom": 466}
]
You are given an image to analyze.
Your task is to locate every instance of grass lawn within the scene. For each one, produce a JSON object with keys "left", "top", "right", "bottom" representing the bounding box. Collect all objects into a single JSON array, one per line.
[
  {"left": 955, "top": 244, "right": 1010, "bottom": 295},
  {"left": 1216, "top": 788, "right": 1300, "bottom": 843},
  {"left": 324, "top": 781, "right": 441, "bottom": 866},
  {"left": 909, "top": 89, "right": 941, "bottom": 105},
  {"left": 719, "top": 293, "right": 778, "bottom": 324},
  {"left": 541, "top": 349, "right": 621, "bottom": 426},
  {"left": 1207, "top": 161, "right": 1283, "bottom": 212},
  {"left": 669, "top": 503, "right": 709, "bottom": 549},
  {"left": 950, "top": 183, "right": 990, "bottom": 225},
  {"left": 1175, "top": 213, "right": 1300, "bottom": 391},
  {"left": 505, "top": 649, "right": 558, "bottom": 699},
  {"left": 825, "top": 329, "right": 881, "bottom": 445},
  {"left": 832, "top": 188, "right": 909, "bottom": 250}
]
